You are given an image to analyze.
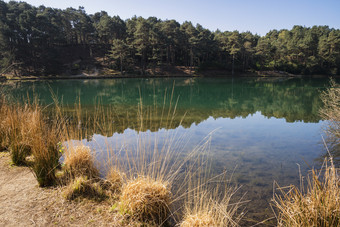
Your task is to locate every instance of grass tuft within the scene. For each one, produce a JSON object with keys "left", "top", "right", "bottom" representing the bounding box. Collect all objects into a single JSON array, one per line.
[
  {"left": 101, "top": 167, "right": 123, "bottom": 194},
  {"left": 180, "top": 211, "right": 216, "bottom": 227},
  {"left": 273, "top": 158, "right": 340, "bottom": 227},
  {"left": 63, "top": 176, "right": 107, "bottom": 201},
  {"left": 5, "top": 104, "right": 40, "bottom": 165},
  {"left": 30, "top": 120, "right": 62, "bottom": 187},
  {"left": 320, "top": 78, "right": 340, "bottom": 161},
  {"left": 119, "top": 176, "right": 171, "bottom": 224},
  {"left": 9, "top": 142, "right": 31, "bottom": 165},
  {"left": 64, "top": 144, "right": 99, "bottom": 179},
  {"left": 0, "top": 94, "right": 63, "bottom": 186},
  {"left": 180, "top": 186, "right": 244, "bottom": 227}
]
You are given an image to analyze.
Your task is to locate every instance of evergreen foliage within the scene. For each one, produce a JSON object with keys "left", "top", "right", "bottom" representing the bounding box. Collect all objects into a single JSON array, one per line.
[{"left": 0, "top": 1, "right": 339, "bottom": 76}]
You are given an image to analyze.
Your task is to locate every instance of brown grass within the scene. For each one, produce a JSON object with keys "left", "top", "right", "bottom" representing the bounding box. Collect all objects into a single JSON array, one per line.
[
  {"left": 180, "top": 184, "right": 244, "bottom": 227},
  {"left": 1, "top": 89, "right": 247, "bottom": 225},
  {"left": 119, "top": 176, "right": 171, "bottom": 225},
  {"left": 101, "top": 167, "right": 124, "bottom": 194},
  {"left": 273, "top": 159, "right": 340, "bottom": 227},
  {"left": 0, "top": 96, "right": 10, "bottom": 150},
  {"left": 0, "top": 94, "right": 63, "bottom": 186},
  {"left": 30, "top": 120, "right": 62, "bottom": 187},
  {"left": 320, "top": 78, "right": 340, "bottom": 157},
  {"left": 64, "top": 144, "right": 99, "bottom": 179},
  {"left": 63, "top": 176, "right": 107, "bottom": 201},
  {"left": 1, "top": 102, "right": 40, "bottom": 165},
  {"left": 180, "top": 211, "right": 216, "bottom": 227}
]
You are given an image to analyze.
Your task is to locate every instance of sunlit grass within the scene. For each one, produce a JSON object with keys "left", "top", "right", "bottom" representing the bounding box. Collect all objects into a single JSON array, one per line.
[
  {"left": 0, "top": 88, "right": 247, "bottom": 225},
  {"left": 119, "top": 176, "right": 171, "bottom": 225},
  {"left": 273, "top": 158, "right": 340, "bottom": 227},
  {"left": 320, "top": 78, "right": 340, "bottom": 159},
  {"left": 63, "top": 176, "right": 106, "bottom": 201},
  {"left": 63, "top": 143, "right": 99, "bottom": 179}
]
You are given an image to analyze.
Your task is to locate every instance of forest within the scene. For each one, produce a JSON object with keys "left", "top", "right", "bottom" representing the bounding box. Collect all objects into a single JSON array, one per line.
[{"left": 0, "top": 1, "right": 340, "bottom": 76}]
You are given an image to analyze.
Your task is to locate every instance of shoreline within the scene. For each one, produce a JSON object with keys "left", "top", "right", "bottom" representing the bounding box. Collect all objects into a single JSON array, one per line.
[{"left": 1, "top": 70, "right": 336, "bottom": 81}]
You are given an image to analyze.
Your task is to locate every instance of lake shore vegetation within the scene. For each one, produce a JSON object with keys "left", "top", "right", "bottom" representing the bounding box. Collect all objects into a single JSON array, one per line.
[
  {"left": 1, "top": 77, "right": 340, "bottom": 225},
  {"left": 273, "top": 79, "right": 340, "bottom": 226},
  {"left": 273, "top": 158, "right": 340, "bottom": 227},
  {"left": 0, "top": 1, "right": 340, "bottom": 78},
  {"left": 0, "top": 92, "right": 246, "bottom": 226},
  {"left": 320, "top": 78, "right": 340, "bottom": 161}
]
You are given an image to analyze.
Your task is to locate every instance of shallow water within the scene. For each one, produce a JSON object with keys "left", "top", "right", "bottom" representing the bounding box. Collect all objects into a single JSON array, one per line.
[{"left": 3, "top": 76, "right": 336, "bottom": 224}]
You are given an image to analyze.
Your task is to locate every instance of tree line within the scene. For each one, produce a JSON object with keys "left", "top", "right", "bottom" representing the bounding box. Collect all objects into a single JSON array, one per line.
[{"left": 0, "top": 1, "right": 339, "bottom": 76}]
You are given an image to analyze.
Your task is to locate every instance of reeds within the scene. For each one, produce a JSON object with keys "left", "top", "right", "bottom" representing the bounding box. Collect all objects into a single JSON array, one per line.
[{"left": 273, "top": 158, "right": 340, "bottom": 227}]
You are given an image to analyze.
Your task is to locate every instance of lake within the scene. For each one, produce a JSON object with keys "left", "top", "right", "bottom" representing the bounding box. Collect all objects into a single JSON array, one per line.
[{"left": 2, "top": 76, "right": 335, "bottom": 224}]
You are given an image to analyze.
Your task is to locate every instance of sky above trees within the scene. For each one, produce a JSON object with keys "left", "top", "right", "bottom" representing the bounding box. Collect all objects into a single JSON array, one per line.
[{"left": 3, "top": 0, "right": 340, "bottom": 36}]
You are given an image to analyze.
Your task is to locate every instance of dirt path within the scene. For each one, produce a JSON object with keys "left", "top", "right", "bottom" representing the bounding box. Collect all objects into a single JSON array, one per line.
[
  {"left": 0, "top": 152, "right": 120, "bottom": 227},
  {"left": 0, "top": 152, "right": 53, "bottom": 226}
]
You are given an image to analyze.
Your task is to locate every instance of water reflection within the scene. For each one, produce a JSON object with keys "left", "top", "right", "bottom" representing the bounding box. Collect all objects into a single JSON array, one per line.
[{"left": 2, "top": 77, "right": 333, "bottom": 223}]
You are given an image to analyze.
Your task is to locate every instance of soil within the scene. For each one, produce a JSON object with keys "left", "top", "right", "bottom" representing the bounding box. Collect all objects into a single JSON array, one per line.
[{"left": 0, "top": 152, "right": 122, "bottom": 227}]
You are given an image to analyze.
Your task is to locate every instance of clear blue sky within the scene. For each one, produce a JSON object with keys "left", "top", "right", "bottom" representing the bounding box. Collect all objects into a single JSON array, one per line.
[{"left": 5, "top": 0, "right": 340, "bottom": 36}]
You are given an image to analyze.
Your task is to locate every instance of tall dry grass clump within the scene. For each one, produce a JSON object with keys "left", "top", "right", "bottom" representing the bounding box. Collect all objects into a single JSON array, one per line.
[
  {"left": 0, "top": 96, "right": 10, "bottom": 151},
  {"left": 179, "top": 178, "right": 244, "bottom": 227},
  {"left": 64, "top": 143, "right": 99, "bottom": 179},
  {"left": 320, "top": 78, "right": 340, "bottom": 155},
  {"left": 273, "top": 159, "right": 340, "bottom": 227},
  {"left": 0, "top": 97, "right": 42, "bottom": 165},
  {"left": 0, "top": 94, "right": 64, "bottom": 186},
  {"left": 119, "top": 176, "right": 171, "bottom": 225},
  {"left": 30, "top": 119, "right": 63, "bottom": 187}
]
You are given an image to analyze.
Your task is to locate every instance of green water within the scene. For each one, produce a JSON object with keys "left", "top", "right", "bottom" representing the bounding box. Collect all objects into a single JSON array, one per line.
[{"left": 2, "top": 77, "right": 335, "bottom": 224}]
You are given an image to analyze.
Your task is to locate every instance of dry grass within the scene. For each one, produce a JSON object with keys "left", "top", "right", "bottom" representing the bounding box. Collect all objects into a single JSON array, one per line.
[
  {"left": 179, "top": 181, "right": 245, "bottom": 227},
  {"left": 0, "top": 102, "right": 41, "bottom": 165},
  {"left": 273, "top": 158, "right": 340, "bottom": 227},
  {"left": 63, "top": 176, "right": 107, "bottom": 201},
  {"left": 180, "top": 211, "right": 216, "bottom": 227},
  {"left": 64, "top": 144, "right": 99, "bottom": 179},
  {"left": 101, "top": 167, "right": 124, "bottom": 194},
  {"left": 1, "top": 88, "right": 247, "bottom": 225},
  {"left": 0, "top": 94, "right": 64, "bottom": 186},
  {"left": 320, "top": 78, "right": 340, "bottom": 160},
  {"left": 119, "top": 176, "right": 171, "bottom": 225},
  {"left": 30, "top": 120, "right": 63, "bottom": 187},
  {"left": 0, "top": 96, "right": 10, "bottom": 150}
]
